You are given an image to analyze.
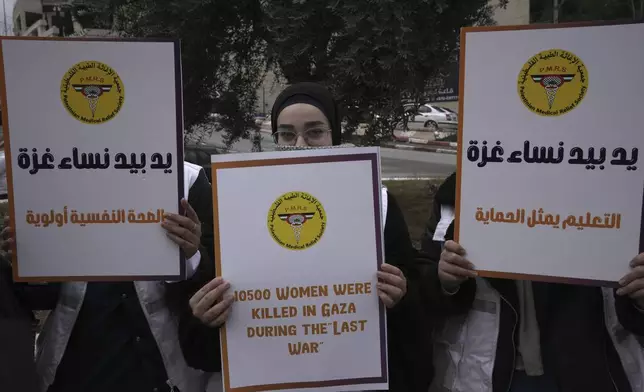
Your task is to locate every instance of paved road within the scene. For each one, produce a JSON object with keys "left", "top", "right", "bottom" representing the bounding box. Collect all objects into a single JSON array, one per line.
[
  {"left": 201, "top": 132, "right": 456, "bottom": 179},
  {"left": 380, "top": 147, "right": 455, "bottom": 178}
]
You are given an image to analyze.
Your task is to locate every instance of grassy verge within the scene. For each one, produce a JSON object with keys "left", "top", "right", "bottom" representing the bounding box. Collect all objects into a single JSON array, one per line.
[{"left": 383, "top": 179, "right": 444, "bottom": 247}]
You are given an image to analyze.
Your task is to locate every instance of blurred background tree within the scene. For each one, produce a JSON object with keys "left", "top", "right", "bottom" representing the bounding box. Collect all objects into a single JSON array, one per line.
[
  {"left": 81, "top": 0, "right": 509, "bottom": 146},
  {"left": 77, "top": 0, "right": 266, "bottom": 147},
  {"left": 264, "top": 0, "right": 508, "bottom": 144},
  {"left": 71, "top": 1, "right": 114, "bottom": 30},
  {"left": 77, "top": 0, "right": 644, "bottom": 147}
]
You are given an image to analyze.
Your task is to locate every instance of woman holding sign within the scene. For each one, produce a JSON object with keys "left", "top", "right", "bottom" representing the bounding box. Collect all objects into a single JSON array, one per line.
[
  {"left": 422, "top": 173, "right": 644, "bottom": 392},
  {"left": 182, "top": 83, "right": 439, "bottom": 392},
  {"left": 0, "top": 162, "right": 218, "bottom": 392}
]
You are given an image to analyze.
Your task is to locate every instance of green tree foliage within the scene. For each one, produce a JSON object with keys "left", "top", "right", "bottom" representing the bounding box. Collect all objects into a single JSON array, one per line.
[
  {"left": 75, "top": 0, "right": 266, "bottom": 146},
  {"left": 70, "top": 1, "right": 115, "bottom": 30},
  {"left": 77, "top": 0, "right": 508, "bottom": 146},
  {"left": 531, "top": 0, "right": 643, "bottom": 23},
  {"left": 264, "top": 0, "right": 507, "bottom": 144}
]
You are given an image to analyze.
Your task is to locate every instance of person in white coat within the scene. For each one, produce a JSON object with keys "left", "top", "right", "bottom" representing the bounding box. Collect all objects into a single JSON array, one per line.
[{"left": 2, "top": 162, "right": 216, "bottom": 392}]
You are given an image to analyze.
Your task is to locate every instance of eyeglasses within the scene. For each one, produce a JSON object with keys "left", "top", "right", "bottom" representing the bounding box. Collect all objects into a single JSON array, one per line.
[{"left": 274, "top": 128, "right": 331, "bottom": 146}]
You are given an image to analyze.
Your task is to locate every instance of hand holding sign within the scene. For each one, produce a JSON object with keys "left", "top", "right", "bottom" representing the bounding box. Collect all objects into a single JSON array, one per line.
[
  {"left": 1, "top": 217, "right": 13, "bottom": 260},
  {"left": 376, "top": 263, "right": 407, "bottom": 308},
  {"left": 190, "top": 277, "right": 234, "bottom": 327},
  {"left": 162, "top": 199, "right": 202, "bottom": 258},
  {"left": 617, "top": 254, "right": 644, "bottom": 310},
  {"left": 439, "top": 241, "right": 478, "bottom": 293}
]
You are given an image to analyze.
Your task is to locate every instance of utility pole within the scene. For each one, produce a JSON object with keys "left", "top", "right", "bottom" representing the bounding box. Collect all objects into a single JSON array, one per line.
[
  {"left": 262, "top": 86, "right": 266, "bottom": 116},
  {"left": 2, "top": 0, "right": 8, "bottom": 35},
  {"left": 553, "top": 0, "right": 566, "bottom": 23},
  {"left": 553, "top": 0, "right": 559, "bottom": 23},
  {"left": 633, "top": 0, "right": 644, "bottom": 20}
]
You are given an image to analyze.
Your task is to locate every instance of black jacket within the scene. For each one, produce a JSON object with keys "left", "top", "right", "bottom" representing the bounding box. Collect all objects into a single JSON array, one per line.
[
  {"left": 0, "top": 255, "right": 39, "bottom": 392},
  {"left": 180, "top": 191, "right": 440, "bottom": 392},
  {"left": 7, "top": 167, "right": 215, "bottom": 392},
  {"left": 421, "top": 173, "right": 644, "bottom": 392}
]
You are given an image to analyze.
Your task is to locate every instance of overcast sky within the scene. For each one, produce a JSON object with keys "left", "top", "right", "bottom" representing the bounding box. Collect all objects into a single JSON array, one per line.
[{"left": 1, "top": 0, "right": 17, "bottom": 35}]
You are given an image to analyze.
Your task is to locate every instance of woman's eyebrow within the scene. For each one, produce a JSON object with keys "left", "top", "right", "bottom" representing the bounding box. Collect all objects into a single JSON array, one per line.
[{"left": 277, "top": 124, "right": 295, "bottom": 130}]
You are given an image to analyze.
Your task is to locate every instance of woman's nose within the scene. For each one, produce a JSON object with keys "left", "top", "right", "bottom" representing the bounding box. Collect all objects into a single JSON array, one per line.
[{"left": 295, "top": 134, "right": 308, "bottom": 147}]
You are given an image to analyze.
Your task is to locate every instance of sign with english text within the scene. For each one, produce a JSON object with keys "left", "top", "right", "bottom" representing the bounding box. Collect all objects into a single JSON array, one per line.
[
  {"left": 0, "top": 37, "right": 184, "bottom": 281},
  {"left": 456, "top": 22, "right": 644, "bottom": 285},
  {"left": 211, "top": 148, "right": 388, "bottom": 392}
]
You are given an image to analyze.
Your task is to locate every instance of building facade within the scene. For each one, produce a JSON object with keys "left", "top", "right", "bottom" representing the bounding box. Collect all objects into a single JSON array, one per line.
[
  {"left": 493, "top": 0, "right": 530, "bottom": 26},
  {"left": 12, "top": 0, "right": 116, "bottom": 37}
]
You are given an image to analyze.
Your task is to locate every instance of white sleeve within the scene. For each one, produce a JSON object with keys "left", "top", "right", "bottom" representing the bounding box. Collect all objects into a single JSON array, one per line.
[{"left": 165, "top": 250, "right": 201, "bottom": 283}]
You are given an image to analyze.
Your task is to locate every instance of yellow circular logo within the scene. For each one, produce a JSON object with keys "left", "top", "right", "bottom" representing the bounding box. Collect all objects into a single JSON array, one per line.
[
  {"left": 60, "top": 61, "right": 125, "bottom": 124},
  {"left": 517, "top": 49, "right": 588, "bottom": 116},
  {"left": 267, "top": 191, "right": 326, "bottom": 251}
]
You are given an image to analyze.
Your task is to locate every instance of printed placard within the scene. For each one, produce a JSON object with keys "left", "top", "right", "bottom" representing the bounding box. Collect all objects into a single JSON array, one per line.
[
  {"left": 456, "top": 22, "right": 644, "bottom": 284},
  {"left": 211, "top": 147, "right": 388, "bottom": 392},
  {"left": 0, "top": 37, "right": 184, "bottom": 281}
]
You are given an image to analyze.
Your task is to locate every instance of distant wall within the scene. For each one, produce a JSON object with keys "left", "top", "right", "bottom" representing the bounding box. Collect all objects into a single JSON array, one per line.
[
  {"left": 492, "top": 0, "right": 530, "bottom": 26},
  {"left": 256, "top": 70, "right": 286, "bottom": 115}
]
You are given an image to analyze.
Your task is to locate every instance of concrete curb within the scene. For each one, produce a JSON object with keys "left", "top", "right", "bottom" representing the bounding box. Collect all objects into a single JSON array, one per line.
[
  {"left": 382, "top": 176, "right": 446, "bottom": 181},
  {"left": 393, "top": 134, "right": 457, "bottom": 148},
  {"left": 430, "top": 141, "right": 458, "bottom": 148},
  {"left": 381, "top": 142, "right": 457, "bottom": 155}
]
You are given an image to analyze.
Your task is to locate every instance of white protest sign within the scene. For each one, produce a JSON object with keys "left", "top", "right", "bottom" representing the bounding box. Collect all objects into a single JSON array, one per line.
[
  {"left": 1, "top": 38, "right": 185, "bottom": 281},
  {"left": 211, "top": 147, "right": 388, "bottom": 391},
  {"left": 456, "top": 22, "right": 644, "bottom": 284}
]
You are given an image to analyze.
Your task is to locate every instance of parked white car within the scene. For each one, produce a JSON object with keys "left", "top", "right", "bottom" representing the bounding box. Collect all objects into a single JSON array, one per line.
[
  {"left": 436, "top": 106, "right": 458, "bottom": 122},
  {"left": 403, "top": 103, "right": 457, "bottom": 131},
  {"left": 259, "top": 115, "right": 271, "bottom": 131}
]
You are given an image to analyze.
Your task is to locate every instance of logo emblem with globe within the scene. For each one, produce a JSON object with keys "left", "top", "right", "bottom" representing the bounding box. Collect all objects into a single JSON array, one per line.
[
  {"left": 267, "top": 191, "right": 326, "bottom": 251},
  {"left": 60, "top": 60, "right": 125, "bottom": 124},
  {"left": 517, "top": 49, "right": 588, "bottom": 116}
]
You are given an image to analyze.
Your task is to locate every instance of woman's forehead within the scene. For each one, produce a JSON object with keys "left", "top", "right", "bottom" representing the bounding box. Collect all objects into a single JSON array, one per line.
[{"left": 276, "top": 103, "right": 329, "bottom": 127}]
